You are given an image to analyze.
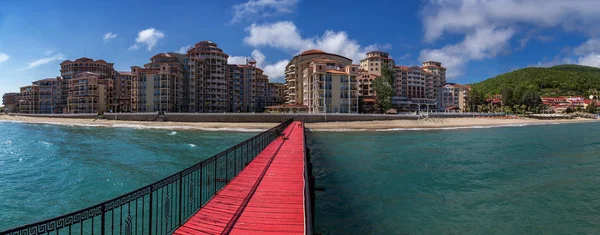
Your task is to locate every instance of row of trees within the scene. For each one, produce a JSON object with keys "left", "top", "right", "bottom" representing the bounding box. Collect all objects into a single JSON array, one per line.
[{"left": 469, "top": 85, "right": 599, "bottom": 114}]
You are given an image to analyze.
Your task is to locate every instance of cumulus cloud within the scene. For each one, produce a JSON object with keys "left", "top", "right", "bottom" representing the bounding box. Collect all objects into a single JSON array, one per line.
[
  {"left": 419, "top": 0, "right": 600, "bottom": 79},
  {"left": 0, "top": 53, "right": 9, "bottom": 63},
  {"left": 420, "top": 27, "right": 515, "bottom": 78},
  {"left": 177, "top": 45, "right": 192, "bottom": 54},
  {"left": 243, "top": 21, "right": 390, "bottom": 63},
  {"left": 129, "top": 28, "right": 165, "bottom": 51},
  {"left": 231, "top": 0, "right": 299, "bottom": 24},
  {"left": 21, "top": 53, "right": 65, "bottom": 70},
  {"left": 103, "top": 32, "right": 117, "bottom": 42},
  {"left": 228, "top": 49, "right": 289, "bottom": 80},
  {"left": 228, "top": 55, "right": 248, "bottom": 65},
  {"left": 422, "top": 0, "right": 600, "bottom": 43},
  {"left": 576, "top": 53, "right": 600, "bottom": 67}
]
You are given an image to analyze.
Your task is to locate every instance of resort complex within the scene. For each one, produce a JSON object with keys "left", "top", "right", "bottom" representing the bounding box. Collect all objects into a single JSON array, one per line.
[{"left": 4, "top": 40, "right": 458, "bottom": 114}]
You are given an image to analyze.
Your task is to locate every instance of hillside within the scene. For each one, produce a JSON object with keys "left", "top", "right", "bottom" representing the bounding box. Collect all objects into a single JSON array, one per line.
[{"left": 470, "top": 65, "right": 600, "bottom": 97}]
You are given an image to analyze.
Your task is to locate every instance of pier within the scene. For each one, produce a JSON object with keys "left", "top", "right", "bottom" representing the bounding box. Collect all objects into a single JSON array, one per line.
[{"left": 0, "top": 119, "right": 314, "bottom": 235}]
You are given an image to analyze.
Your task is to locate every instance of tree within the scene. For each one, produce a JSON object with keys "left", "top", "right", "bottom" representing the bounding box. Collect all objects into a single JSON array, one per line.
[
  {"left": 566, "top": 107, "right": 575, "bottom": 113},
  {"left": 513, "top": 105, "right": 520, "bottom": 114},
  {"left": 372, "top": 77, "right": 393, "bottom": 113},
  {"left": 502, "top": 87, "right": 514, "bottom": 107},
  {"left": 587, "top": 101, "right": 598, "bottom": 114},
  {"left": 372, "top": 66, "right": 395, "bottom": 113},
  {"left": 520, "top": 104, "right": 527, "bottom": 114}
]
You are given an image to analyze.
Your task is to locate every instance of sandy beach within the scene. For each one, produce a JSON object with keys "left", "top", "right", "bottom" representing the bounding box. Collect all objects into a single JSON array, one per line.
[{"left": 1, "top": 114, "right": 598, "bottom": 131}]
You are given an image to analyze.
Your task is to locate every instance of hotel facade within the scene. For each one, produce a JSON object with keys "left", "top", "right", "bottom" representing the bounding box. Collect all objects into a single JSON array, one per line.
[{"left": 302, "top": 59, "right": 359, "bottom": 113}]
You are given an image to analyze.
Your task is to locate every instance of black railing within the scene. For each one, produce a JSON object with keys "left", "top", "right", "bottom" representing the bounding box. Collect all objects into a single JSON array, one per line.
[
  {"left": 303, "top": 122, "right": 315, "bottom": 235},
  {"left": 1, "top": 118, "right": 294, "bottom": 235}
]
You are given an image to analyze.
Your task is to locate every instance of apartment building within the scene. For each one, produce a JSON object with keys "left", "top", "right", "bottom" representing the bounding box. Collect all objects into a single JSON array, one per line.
[
  {"left": 19, "top": 85, "right": 39, "bottom": 114},
  {"left": 131, "top": 53, "right": 184, "bottom": 112},
  {"left": 302, "top": 59, "right": 359, "bottom": 113},
  {"left": 266, "top": 83, "right": 285, "bottom": 107},
  {"left": 115, "top": 72, "right": 133, "bottom": 112},
  {"left": 186, "top": 41, "right": 229, "bottom": 113},
  {"left": 32, "top": 77, "right": 62, "bottom": 114},
  {"left": 67, "top": 72, "right": 109, "bottom": 114},
  {"left": 359, "top": 51, "right": 395, "bottom": 76},
  {"left": 60, "top": 58, "right": 116, "bottom": 113},
  {"left": 422, "top": 61, "right": 447, "bottom": 109},
  {"left": 2, "top": 92, "right": 20, "bottom": 113},
  {"left": 227, "top": 60, "right": 268, "bottom": 112},
  {"left": 284, "top": 49, "right": 352, "bottom": 104},
  {"left": 440, "top": 83, "right": 470, "bottom": 111},
  {"left": 392, "top": 66, "right": 436, "bottom": 111}
]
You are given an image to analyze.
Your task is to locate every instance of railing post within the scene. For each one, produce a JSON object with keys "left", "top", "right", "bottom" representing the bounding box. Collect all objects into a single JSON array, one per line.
[
  {"left": 213, "top": 159, "right": 217, "bottom": 194},
  {"left": 101, "top": 204, "right": 106, "bottom": 235},
  {"left": 178, "top": 172, "right": 183, "bottom": 226},
  {"left": 148, "top": 187, "right": 153, "bottom": 235},
  {"left": 226, "top": 149, "right": 229, "bottom": 181}
]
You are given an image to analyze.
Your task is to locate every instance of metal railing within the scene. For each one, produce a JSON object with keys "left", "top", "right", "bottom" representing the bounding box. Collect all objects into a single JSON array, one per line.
[
  {"left": 303, "top": 123, "right": 315, "bottom": 235},
  {"left": 1, "top": 118, "right": 294, "bottom": 235}
]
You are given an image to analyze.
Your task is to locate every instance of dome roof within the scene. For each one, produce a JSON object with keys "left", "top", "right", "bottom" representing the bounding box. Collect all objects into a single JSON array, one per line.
[{"left": 300, "top": 49, "right": 326, "bottom": 55}]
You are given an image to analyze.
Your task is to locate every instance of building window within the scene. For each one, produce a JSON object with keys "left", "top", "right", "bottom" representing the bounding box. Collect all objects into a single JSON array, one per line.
[{"left": 370, "top": 68, "right": 373, "bottom": 71}]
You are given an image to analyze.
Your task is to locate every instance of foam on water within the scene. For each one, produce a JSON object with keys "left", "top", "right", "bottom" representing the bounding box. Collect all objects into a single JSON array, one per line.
[
  {"left": 188, "top": 144, "right": 196, "bottom": 147},
  {"left": 168, "top": 131, "right": 177, "bottom": 136}
]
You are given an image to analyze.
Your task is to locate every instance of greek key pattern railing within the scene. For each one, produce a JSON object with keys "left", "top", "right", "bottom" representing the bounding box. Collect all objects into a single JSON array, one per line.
[{"left": 1, "top": 119, "right": 294, "bottom": 235}]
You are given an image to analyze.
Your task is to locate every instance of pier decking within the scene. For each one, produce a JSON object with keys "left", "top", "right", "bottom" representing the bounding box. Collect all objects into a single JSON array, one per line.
[{"left": 174, "top": 121, "right": 307, "bottom": 235}]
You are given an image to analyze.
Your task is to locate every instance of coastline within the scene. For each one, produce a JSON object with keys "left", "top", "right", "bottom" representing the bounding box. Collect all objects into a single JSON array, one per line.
[{"left": 1, "top": 114, "right": 598, "bottom": 132}]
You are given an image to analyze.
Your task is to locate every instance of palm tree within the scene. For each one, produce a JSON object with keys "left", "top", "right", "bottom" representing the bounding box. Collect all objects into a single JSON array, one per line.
[
  {"left": 520, "top": 104, "right": 527, "bottom": 115},
  {"left": 513, "top": 105, "right": 520, "bottom": 114}
]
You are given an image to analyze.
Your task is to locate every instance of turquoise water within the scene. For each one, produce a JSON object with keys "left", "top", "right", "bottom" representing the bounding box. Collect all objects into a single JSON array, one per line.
[
  {"left": 0, "top": 121, "right": 256, "bottom": 230},
  {"left": 309, "top": 122, "right": 600, "bottom": 234}
]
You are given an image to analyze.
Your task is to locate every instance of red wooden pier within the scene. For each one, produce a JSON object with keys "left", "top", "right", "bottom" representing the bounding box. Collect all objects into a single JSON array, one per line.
[{"left": 174, "top": 121, "right": 311, "bottom": 235}]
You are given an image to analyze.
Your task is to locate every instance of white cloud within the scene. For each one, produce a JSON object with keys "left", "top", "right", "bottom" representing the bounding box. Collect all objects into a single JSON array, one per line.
[
  {"left": 44, "top": 50, "right": 54, "bottom": 56},
  {"left": 129, "top": 28, "right": 165, "bottom": 51},
  {"left": 263, "top": 59, "right": 289, "bottom": 80},
  {"left": 577, "top": 53, "right": 600, "bottom": 67},
  {"left": 21, "top": 53, "right": 65, "bottom": 70},
  {"left": 231, "top": 0, "right": 299, "bottom": 23},
  {"left": 574, "top": 39, "right": 600, "bottom": 55},
  {"left": 420, "top": 27, "right": 515, "bottom": 79},
  {"left": 419, "top": 0, "right": 600, "bottom": 79},
  {"left": 228, "top": 55, "right": 248, "bottom": 65},
  {"left": 243, "top": 21, "right": 390, "bottom": 63},
  {"left": 103, "top": 32, "right": 117, "bottom": 42},
  {"left": 128, "top": 44, "right": 140, "bottom": 51},
  {"left": 0, "top": 53, "right": 9, "bottom": 63},
  {"left": 228, "top": 49, "right": 289, "bottom": 80},
  {"left": 177, "top": 45, "right": 192, "bottom": 54},
  {"left": 422, "top": 0, "right": 600, "bottom": 43}
]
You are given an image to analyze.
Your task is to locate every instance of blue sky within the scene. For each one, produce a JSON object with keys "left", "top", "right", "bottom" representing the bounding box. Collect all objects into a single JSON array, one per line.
[{"left": 1, "top": 0, "right": 600, "bottom": 97}]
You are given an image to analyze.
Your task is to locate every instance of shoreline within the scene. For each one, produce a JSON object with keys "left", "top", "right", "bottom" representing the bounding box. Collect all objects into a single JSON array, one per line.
[{"left": 0, "top": 114, "right": 597, "bottom": 132}]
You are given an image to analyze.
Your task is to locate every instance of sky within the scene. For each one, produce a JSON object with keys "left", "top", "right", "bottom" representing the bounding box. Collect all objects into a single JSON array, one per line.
[{"left": 1, "top": 0, "right": 600, "bottom": 97}]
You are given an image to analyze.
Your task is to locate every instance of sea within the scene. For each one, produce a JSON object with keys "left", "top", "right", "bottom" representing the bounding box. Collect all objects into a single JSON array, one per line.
[{"left": 2, "top": 120, "right": 600, "bottom": 234}]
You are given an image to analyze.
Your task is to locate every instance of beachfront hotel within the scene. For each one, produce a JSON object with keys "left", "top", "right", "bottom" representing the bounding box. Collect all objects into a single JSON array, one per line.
[
  {"left": 284, "top": 49, "right": 353, "bottom": 105},
  {"left": 19, "top": 85, "right": 39, "bottom": 114},
  {"left": 301, "top": 59, "right": 359, "bottom": 113},
  {"left": 68, "top": 72, "right": 111, "bottom": 114},
  {"left": 439, "top": 83, "right": 471, "bottom": 112},
  {"left": 131, "top": 53, "right": 185, "bottom": 112},
  {"left": 227, "top": 59, "right": 270, "bottom": 112},
  {"left": 60, "top": 58, "right": 117, "bottom": 113},
  {"left": 33, "top": 77, "right": 62, "bottom": 114}
]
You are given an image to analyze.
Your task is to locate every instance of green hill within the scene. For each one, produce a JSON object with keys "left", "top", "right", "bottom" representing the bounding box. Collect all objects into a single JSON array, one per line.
[{"left": 470, "top": 64, "right": 600, "bottom": 97}]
